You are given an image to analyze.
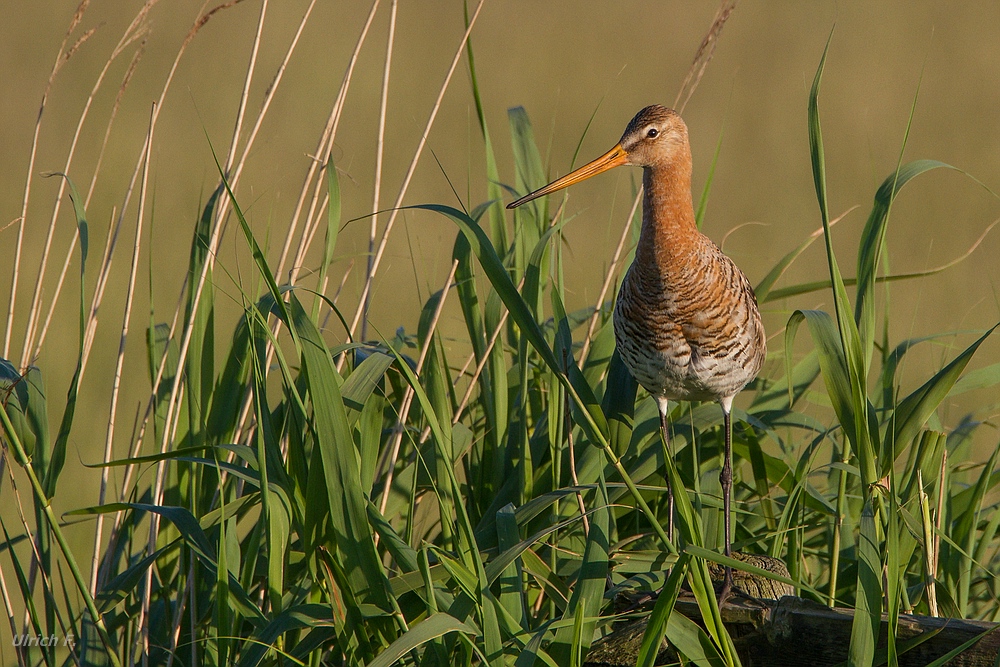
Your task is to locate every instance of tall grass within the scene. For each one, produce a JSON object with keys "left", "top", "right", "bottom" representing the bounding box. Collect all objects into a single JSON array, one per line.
[{"left": 2, "top": 4, "right": 999, "bottom": 667}]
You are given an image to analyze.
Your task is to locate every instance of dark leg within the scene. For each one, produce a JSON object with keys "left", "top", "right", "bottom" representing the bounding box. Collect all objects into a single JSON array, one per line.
[
  {"left": 658, "top": 403, "right": 674, "bottom": 543},
  {"left": 719, "top": 400, "right": 734, "bottom": 603}
]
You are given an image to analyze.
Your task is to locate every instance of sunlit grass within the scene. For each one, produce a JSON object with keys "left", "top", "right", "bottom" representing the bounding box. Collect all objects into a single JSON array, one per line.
[{"left": 2, "top": 4, "right": 999, "bottom": 667}]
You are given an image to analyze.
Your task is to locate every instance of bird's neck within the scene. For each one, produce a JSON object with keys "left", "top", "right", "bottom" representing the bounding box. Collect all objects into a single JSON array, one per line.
[{"left": 637, "top": 158, "right": 700, "bottom": 267}]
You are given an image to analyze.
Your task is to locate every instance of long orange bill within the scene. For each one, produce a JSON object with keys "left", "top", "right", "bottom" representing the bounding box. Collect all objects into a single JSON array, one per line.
[{"left": 506, "top": 144, "right": 628, "bottom": 209}]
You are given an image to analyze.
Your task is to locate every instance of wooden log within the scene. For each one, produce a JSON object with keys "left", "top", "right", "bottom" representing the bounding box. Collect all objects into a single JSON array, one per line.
[{"left": 586, "top": 594, "right": 1000, "bottom": 666}]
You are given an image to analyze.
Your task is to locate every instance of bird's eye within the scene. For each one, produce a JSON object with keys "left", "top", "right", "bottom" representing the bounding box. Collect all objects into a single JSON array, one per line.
[{"left": 646, "top": 127, "right": 659, "bottom": 138}]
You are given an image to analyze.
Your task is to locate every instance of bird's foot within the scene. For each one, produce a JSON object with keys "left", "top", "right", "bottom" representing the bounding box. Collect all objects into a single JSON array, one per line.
[{"left": 717, "top": 565, "right": 734, "bottom": 607}]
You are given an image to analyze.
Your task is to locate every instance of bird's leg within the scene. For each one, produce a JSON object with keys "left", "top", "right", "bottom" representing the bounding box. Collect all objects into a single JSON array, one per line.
[
  {"left": 718, "top": 397, "right": 734, "bottom": 604},
  {"left": 657, "top": 399, "right": 674, "bottom": 543}
]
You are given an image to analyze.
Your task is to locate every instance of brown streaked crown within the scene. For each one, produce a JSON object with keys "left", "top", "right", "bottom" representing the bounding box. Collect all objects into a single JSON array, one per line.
[{"left": 619, "top": 105, "right": 689, "bottom": 168}]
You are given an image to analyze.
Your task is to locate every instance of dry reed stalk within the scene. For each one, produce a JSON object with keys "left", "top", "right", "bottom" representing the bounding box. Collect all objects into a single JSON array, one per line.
[
  {"left": 908, "top": 217, "right": 1000, "bottom": 275},
  {"left": 438, "top": 200, "right": 565, "bottom": 426},
  {"left": 111, "top": 279, "right": 186, "bottom": 516},
  {"left": 346, "top": 0, "right": 488, "bottom": 350},
  {"left": 449, "top": 275, "right": 524, "bottom": 425},
  {"left": 21, "top": 7, "right": 154, "bottom": 367},
  {"left": 317, "top": 258, "right": 356, "bottom": 334},
  {"left": 222, "top": 0, "right": 319, "bottom": 225},
  {"left": 109, "top": 0, "right": 319, "bottom": 506},
  {"left": 55, "top": 1, "right": 248, "bottom": 471},
  {"left": 227, "top": 0, "right": 380, "bottom": 457},
  {"left": 932, "top": 450, "right": 947, "bottom": 615},
  {"left": 299, "top": 191, "right": 332, "bottom": 270},
  {"left": 376, "top": 259, "right": 460, "bottom": 522},
  {"left": 249, "top": 4, "right": 385, "bottom": 465},
  {"left": 917, "top": 470, "right": 937, "bottom": 616},
  {"left": 162, "top": 0, "right": 268, "bottom": 395},
  {"left": 4, "top": 0, "right": 91, "bottom": 359},
  {"left": 163, "top": 559, "right": 193, "bottom": 667},
  {"left": 0, "top": 563, "right": 18, "bottom": 667},
  {"left": 224, "top": 0, "right": 268, "bottom": 175},
  {"left": 673, "top": 0, "right": 737, "bottom": 115},
  {"left": 4, "top": 0, "right": 102, "bottom": 640},
  {"left": 1, "top": 218, "right": 21, "bottom": 233},
  {"left": 35, "top": 35, "right": 149, "bottom": 364},
  {"left": 134, "top": 384, "right": 184, "bottom": 665},
  {"left": 119, "top": 4, "right": 253, "bottom": 660},
  {"left": 448, "top": 314, "right": 506, "bottom": 427},
  {"left": 363, "top": 0, "right": 399, "bottom": 342},
  {"left": 84, "top": 291, "right": 179, "bottom": 618},
  {"left": 276, "top": 0, "right": 382, "bottom": 281},
  {"left": 84, "top": 8, "right": 156, "bottom": 213},
  {"left": 146, "top": 0, "right": 265, "bottom": 521},
  {"left": 578, "top": 192, "right": 641, "bottom": 364},
  {"left": 410, "top": 274, "right": 526, "bottom": 451},
  {"left": 10, "top": 440, "right": 101, "bottom": 667},
  {"left": 6, "top": 460, "right": 84, "bottom": 664},
  {"left": 153, "top": 0, "right": 270, "bottom": 459},
  {"left": 564, "top": 352, "right": 589, "bottom": 536},
  {"left": 88, "top": 103, "right": 155, "bottom": 598},
  {"left": 126, "top": 105, "right": 156, "bottom": 667}
]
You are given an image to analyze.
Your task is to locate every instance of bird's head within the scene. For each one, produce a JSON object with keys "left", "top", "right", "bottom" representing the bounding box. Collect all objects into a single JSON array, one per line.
[
  {"left": 618, "top": 105, "right": 689, "bottom": 168},
  {"left": 507, "top": 105, "right": 688, "bottom": 209}
]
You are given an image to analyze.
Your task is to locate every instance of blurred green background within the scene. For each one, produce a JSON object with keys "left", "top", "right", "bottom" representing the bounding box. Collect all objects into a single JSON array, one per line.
[{"left": 1, "top": 0, "right": 998, "bottom": 506}]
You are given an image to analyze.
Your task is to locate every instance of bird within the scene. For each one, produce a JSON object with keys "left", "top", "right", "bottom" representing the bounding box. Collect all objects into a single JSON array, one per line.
[{"left": 506, "top": 105, "right": 766, "bottom": 601}]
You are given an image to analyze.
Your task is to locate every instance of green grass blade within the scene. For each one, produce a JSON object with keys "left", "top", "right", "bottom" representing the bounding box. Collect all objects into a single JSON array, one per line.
[
  {"left": 683, "top": 546, "right": 824, "bottom": 599},
  {"left": 508, "top": 106, "right": 547, "bottom": 235},
  {"left": 887, "top": 324, "right": 998, "bottom": 471},
  {"left": 664, "top": 454, "right": 736, "bottom": 666},
  {"left": 785, "top": 310, "right": 856, "bottom": 453},
  {"left": 0, "top": 386, "right": 121, "bottom": 666},
  {"left": 667, "top": 614, "right": 731, "bottom": 667},
  {"left": 695, "top": 122, "right": 725, "bottom": 229},
  {"left": 637, "top": 554, "right": 690, "bottom": 667},
  {"left": 234, "top": 603, "right": 340, "bottom": 667},
  {"left": 886, "top": 483, "right": 900, "bottom": 667},
  {"left": 316, "top": 158, "right": 342, "bottom": 300},
  {"left": 367, "top": 613, "right": 478, "bottom": 667},
  {"left": 412, "top": 204, "right": 608, "bottom": 441},
  {"left": 185, "top": 187, "right": 220, "bottom": 457},
  {"left": 921, "top": 626, "right": 1000, "bottom": 667},
  {"left": 807, "top": 29, "right": 879, "bottom": 494},
  {"left": 513, "top": 624, "right": 552, "bottom": 667},
  {"left": 949, "top": 360, "right": 1000, "bottom": 397},
  {"left": 1, "top": 519, "right": 50, "bottom": 666},
  {"left": 378, "top": 333, "right": 503, "bottom": 667},
  {"left": 418, "top": 204, "right": 680, "bottom": 556},
  {"left": 755, "top": 221, "right": 834, "bottom": 302},
  {"left": 849, "top": 499, "right": 881, "bottom": 667},
  {"left": 311, "top": 158, "right": 342, "bottom": 322},
  {"left": 602, "top": 349, "right": 638, "bottom": 459},
  {"left": 496, "top": 503, "right": 526, "bottom": 630},
  {"left": 215, "top": 507, "right": 233, "bottom": 666},
  {"left": 206, "top": 301, "right": 256, "bottom": 444},
  {"left": 288, "top": 296, "right": 392, "bottom": 611},
  {"left": 854, "top": 161, "right": 953, "bottom": 355},
  {"left": 43, "top": 173, "right": 88, "bottom": 498},
  {"left": 340, "top": 350, "right": 393, "bottom": 420},
  {"left": 953, "top": 444, "right": 1000, "bottom": 613},
  {"left": 0, "top": 360, "right": 44, "bottom": 463},
  {"left": 464, "top": 15, "right": 507, "bottom": 251},
  {"left": 551, "top": 476, "right": 610, "bottom": 664},
  {"left": 248, "top": 319, "right": 282, "bottom": 613}
]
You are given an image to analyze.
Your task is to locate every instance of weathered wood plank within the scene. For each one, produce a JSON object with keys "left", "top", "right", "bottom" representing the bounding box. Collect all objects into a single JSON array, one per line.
[{"left": 586, "top": 595, "right": 1000, "bottom": 667}]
